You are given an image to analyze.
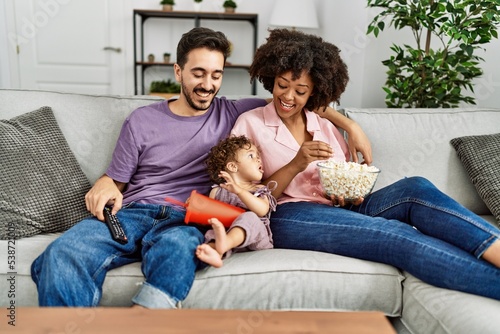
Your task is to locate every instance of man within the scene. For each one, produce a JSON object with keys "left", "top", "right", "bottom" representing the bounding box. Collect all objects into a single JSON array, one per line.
[{"left": 31, "top": 27, "right": 371, "bottom": 308}]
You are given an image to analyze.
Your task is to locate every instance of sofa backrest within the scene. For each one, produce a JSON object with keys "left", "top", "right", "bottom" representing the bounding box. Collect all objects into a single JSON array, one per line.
[
  {"left": 344, "top": 107, "right": 500, "bottom": 215},
  {"left": 0, "top": 89, "right": 163, "bottom": 184}
]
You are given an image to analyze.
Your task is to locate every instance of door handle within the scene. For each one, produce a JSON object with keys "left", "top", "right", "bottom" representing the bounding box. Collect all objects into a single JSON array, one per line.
[{"left": 103, "top": 47, "right": 122, "bottom": 53}]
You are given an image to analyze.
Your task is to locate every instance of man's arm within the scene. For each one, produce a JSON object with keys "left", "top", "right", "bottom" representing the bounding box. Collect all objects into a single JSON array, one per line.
[
  {"left": 314, "top": 106, "right": 373, "bottom": 165},
  {"left": 85, "top": 175, "right": 126, "bottom": 221}
]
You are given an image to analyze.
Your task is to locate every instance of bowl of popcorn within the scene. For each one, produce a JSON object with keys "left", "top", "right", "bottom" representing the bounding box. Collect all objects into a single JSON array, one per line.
[{"left": 317, "top": 160, "right": 380, "bottom": 200}]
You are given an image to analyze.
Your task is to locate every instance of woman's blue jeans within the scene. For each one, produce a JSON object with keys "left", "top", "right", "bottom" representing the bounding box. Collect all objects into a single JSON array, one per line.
[
  {"left": 31, "top": 203, "right": 206, "bottom": 308},
  {"left": 271, "top": 177, "right": 500, "bottom": 300}
]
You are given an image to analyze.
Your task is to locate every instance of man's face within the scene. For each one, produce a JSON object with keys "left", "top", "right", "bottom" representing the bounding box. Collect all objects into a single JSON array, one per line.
[{"left": 174, "top": 48, "right": 224, "bottom": 112}]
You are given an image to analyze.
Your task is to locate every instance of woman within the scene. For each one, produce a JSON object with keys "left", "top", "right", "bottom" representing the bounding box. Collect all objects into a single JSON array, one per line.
[{"left": 232, "top": 28, "right": 500, "bottom": 300}]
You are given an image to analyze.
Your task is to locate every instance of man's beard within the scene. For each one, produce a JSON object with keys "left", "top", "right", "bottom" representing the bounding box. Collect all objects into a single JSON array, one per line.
[{"left": 181, "top": 81, "right": 219, "bottom": 111}]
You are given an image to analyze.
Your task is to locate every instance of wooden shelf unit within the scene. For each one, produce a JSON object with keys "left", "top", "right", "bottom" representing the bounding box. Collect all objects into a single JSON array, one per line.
[{"left": 133, "top": 9, "right": 259, "bottom": 95}]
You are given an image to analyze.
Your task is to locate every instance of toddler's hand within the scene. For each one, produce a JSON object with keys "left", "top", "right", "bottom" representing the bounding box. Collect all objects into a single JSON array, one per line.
[{"left": 218, "top": 171, "right": 243, "bottom": 195}]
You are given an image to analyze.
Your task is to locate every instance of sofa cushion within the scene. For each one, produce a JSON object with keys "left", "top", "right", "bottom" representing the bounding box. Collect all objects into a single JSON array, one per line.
[
  {"left": 343, "top": 108, "right": 500, "bottom": 215},
  {"left": 0, "top": 233, "right": 404, "bottom": 316},
  {"left": 401, "top": 273, "right": 500, "bottom": 334},
  {"left": 0, "top": 107, "right": 91, "bottom": 239},
  {"left": 184, "top": 249, "right": 404, "bottom": 315},
  {"left": 450, "top": 133, "right": 500, "bottom": 225},
  {"left": 0, "top": 89, "right": 166, "bottom": 185}
]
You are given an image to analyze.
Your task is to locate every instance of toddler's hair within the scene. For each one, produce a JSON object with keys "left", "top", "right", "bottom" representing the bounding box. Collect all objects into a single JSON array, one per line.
[{"left": 206, "top": 135, "right": 255, "bottom": 184}]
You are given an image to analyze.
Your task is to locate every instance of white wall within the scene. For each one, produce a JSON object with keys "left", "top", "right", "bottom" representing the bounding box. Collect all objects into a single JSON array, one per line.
[
  {"left": 0, "top": 0, "right": 12, "bottom": 89},
  {"left": 1, "top": 0, "right": 500, "bottom": 108}
]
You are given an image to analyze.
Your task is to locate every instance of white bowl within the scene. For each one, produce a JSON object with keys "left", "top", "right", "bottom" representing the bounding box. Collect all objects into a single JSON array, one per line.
[{"left": 317, "top": 160, "right": 380, "bottom": 200}]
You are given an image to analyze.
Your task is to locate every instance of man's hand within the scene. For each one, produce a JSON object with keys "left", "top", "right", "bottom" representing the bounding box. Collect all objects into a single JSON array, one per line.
[{"left": 84, "top": 175, "right": 125, "bottom": 221}]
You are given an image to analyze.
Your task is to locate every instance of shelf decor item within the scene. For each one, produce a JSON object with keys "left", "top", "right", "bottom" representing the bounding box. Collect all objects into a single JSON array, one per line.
[
  {"left": 163, "top": 53, "right": 171, "bottom": 63},
  {"left": 147, "top": 54, "right": 155, "bottom": 63},
  {"left": 160, "top": 0, "right": 175, "bottom": 11},
  {"left": 367, "top": 0, "right": 500, "bottom": 108},
  {"left": 226, "top": 40, "right": 233, "bottom": 64},
  {"left": 223, "top": 0, "right": 237, "bottom": 13},
  {"left": 149, "top": 79, "right": 181, "bottom": 99},
  {"left": 133, "top": 9, "right": 258, "bottom": 95}
]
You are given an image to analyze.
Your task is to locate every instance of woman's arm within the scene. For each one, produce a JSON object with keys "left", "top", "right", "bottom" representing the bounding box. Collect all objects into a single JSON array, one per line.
[{"left": 314, "top": 106, "right": 373, "bottom": 165}]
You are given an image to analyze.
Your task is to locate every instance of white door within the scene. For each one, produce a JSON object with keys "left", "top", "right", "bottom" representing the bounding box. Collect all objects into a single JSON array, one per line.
[{"left": 7, "top": 0, "right": 127, "bottom": 95}]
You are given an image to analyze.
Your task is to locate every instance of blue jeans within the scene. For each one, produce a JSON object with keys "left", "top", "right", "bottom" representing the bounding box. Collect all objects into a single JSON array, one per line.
[
  {"left": 271, "top": 177, "right": 500, "bottom": 300},
  {"left": 31, "top": 203, "right": 207, "bottom": 308}
]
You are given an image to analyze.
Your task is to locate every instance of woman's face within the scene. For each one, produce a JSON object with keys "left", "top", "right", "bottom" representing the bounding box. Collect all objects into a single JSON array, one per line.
[{"left": 272, "top": 70, "right": 314, "bottom": 120}]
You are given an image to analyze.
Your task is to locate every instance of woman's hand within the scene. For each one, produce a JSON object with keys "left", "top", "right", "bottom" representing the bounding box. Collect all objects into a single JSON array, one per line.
[
  {"left": 346, "top": 122, "right": 372, "bottom": 165},
  {"left": 291, "top": 141, "right": 333, "bottom": 171},
  {"left": 329, "top": 195, "right": 364, "bottom": 207}
]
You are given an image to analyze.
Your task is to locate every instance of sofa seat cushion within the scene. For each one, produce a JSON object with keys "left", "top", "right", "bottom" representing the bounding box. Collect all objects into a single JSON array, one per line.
[
  {"left": 184, "top": 249, "right": 403, "bottom": 315},
  {"left": 0, "top": 234, "right": 403, "bottom": 315},
  {"left": 401, "top": 273, "right": 500, "bottom": 334},
  {"left": 0, "top": 89, "right": 164, "bottom": 185}
]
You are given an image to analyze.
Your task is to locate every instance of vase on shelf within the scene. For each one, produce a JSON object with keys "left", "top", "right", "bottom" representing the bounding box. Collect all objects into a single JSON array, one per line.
[{"left": 222, "top": 0, "right": 236, "bottom": 13}]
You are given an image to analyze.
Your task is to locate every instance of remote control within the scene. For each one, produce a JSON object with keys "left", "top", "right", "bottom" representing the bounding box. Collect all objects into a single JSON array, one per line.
[{"left": 103, "top": 207, "right": 128, "bottom": 244}]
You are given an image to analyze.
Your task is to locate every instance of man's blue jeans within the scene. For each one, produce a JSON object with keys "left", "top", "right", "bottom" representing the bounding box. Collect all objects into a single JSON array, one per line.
[
  {"left": 31, "top": 203, "right": 206, "bottom": 308},
  {"left": 271, "top": 177, "right": 500, "bottom": 300}
]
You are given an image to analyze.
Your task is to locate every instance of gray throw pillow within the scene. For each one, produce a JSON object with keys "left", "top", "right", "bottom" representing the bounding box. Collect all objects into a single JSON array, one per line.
[
  {"left": 0, "top": 106, "right": 91, "bottom": 239},
  {"left": 450, "top": 133, "right": 500, "bottom": 225}
]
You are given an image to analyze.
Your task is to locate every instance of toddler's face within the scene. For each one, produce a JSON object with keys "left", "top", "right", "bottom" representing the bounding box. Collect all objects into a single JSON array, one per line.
[{"left": 234, "top": 144, "right": 263, "bottom": 182}]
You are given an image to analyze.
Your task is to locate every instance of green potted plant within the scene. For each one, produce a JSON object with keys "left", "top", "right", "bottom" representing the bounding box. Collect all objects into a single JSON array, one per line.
[
  {"left": 163, "top": 52, "right": 171, "bottom": 63},
  {"left": 367, "top": 0, "right": 500, "bottom": 108},
  {"left": 150, "top": 79, "right": 181, "bottom": 98},
  {"left": 223, "top": 0, "right": 237, "bottom": 13},
  {"left": 160, "top": 0, "right": 175, "bottom": 11}
]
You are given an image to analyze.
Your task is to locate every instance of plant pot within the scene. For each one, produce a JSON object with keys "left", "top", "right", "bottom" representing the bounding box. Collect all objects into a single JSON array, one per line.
[
  {"left": 224, "top": 7, "right": 235, "bottom": 14},
  {"left": 149, "top": 93, "right": 179, "bottom": 99},
  {"left": 162, "top": 4, "right": 173, "bottom": 11},
  {"left": 163, "top": 55, "right": 170, "bottom": 63},
  {"left": 147, "top": 54, "right": 155, "bottom": 63},
  {"left": 193, "top": 3, "right": 201, "bottom": 11}
]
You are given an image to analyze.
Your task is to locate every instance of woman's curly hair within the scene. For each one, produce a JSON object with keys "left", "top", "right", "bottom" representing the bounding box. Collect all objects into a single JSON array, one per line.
[
  {"left": 206, "top": 135, "right": 256, "bottom": 184},
  {"left": 249, "top": 28, "right": 349, "bottom": 111}
]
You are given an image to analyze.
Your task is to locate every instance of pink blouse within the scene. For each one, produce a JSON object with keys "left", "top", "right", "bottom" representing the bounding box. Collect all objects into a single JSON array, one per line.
[{"left": 232, "top": 102, "right": 349, "bottom": 205}]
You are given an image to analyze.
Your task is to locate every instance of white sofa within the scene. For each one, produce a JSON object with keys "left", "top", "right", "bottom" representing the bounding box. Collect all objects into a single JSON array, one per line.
[{"left": 1, "top": 89, "right": 499, "bottom": 334}]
